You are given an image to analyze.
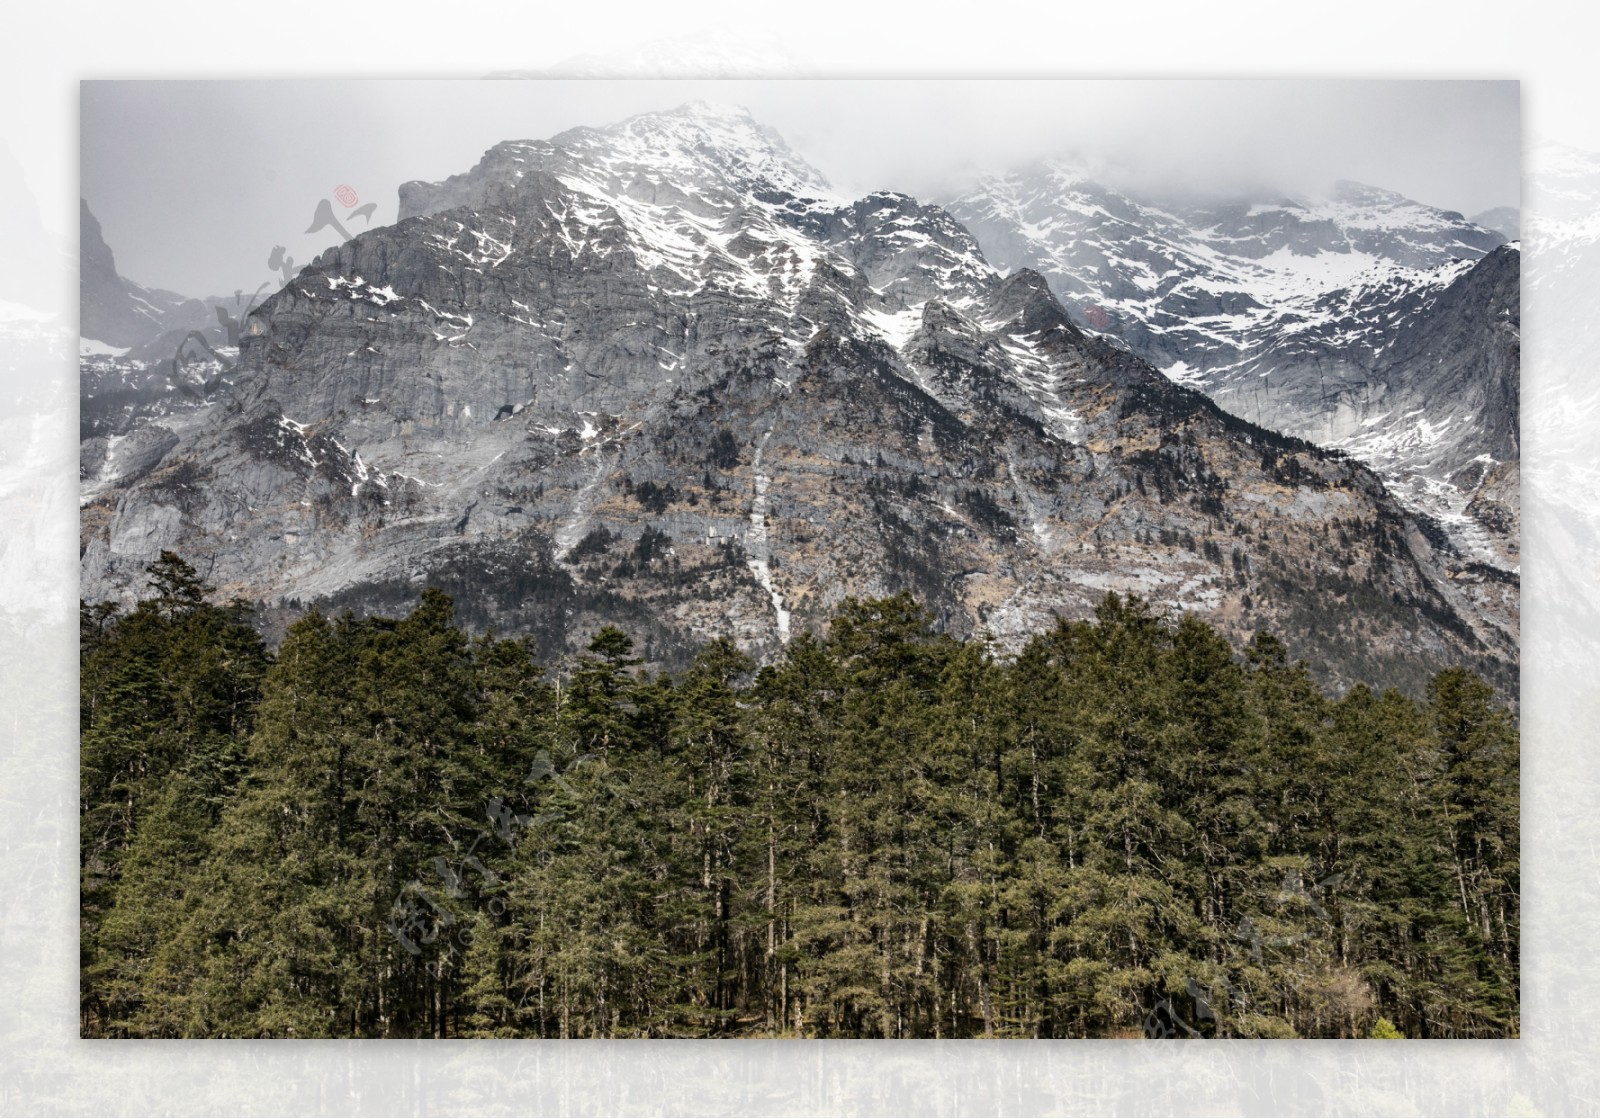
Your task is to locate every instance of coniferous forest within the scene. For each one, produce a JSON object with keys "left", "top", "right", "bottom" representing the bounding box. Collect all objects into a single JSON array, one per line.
[{"left": 80, "top": 554, "right": 1519, "bottom": 1039}]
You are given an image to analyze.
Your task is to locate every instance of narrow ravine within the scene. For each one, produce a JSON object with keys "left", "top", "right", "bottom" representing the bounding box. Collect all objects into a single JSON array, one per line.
[
  {"left": 553, "top": 446, "right": 616, "bottom": 562},
  {"left": 746, "top": 428, "right": 791, "bottom": 642}
]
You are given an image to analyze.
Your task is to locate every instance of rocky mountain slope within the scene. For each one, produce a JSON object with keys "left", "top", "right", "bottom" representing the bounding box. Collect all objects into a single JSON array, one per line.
[
  {"left": 944, "top": 167, "right": 1518, "bottom": 567},
  {"left": 79, "top": 199, "right": 238, "bottom": 351},
  {"left": 79, "top": 103, "right": 1517, "bottom": 693},
  {"left": 1196, "top": 244, "right": 1521, "bottom": 572},
  {"left": 79, "top": 200, "right": 251, "bottom": 440}
]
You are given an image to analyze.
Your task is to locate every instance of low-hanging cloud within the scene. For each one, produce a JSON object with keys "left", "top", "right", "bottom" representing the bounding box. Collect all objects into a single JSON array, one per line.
[{"left": 81, "top": 79, "right": 1519, "bottom": 300}]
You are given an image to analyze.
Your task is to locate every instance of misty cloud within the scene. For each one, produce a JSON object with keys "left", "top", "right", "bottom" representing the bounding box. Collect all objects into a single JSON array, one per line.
[{"left": 81, "top": 79, "right": 1518, "bottom": 300}]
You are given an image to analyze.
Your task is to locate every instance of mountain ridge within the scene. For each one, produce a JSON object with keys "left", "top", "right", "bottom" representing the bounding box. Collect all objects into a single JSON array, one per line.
[
  {"left": 943, "top": 161, "right": 1519, "bottom": 565},
  {"left": 79, "top": 102, "right": 1518, "bottom": 694}
]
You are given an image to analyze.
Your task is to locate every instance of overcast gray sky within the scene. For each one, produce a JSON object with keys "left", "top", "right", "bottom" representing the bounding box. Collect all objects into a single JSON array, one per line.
[{"left": 81, "top": 79, "right": 1520, "bottom": 299}]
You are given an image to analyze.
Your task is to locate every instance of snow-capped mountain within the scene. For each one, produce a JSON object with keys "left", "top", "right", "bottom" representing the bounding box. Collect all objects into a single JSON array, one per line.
[
  {"left": 944, "top": 166, "right": 1516, "bottom": 563},
  {"left": 946, "top": 166, "right": 1504, "bottom": 366},
  {"left": 79, "top": 103, "right": 1516, "bottom": 693},
  {"left": 1197, "top": 244, "right": 1520, "bottom": 571}
]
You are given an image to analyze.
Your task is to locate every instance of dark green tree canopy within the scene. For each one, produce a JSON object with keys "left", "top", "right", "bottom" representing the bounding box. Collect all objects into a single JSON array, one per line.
[{"left": 81, "top": 568, "right": 1518, "bottom": 1040}]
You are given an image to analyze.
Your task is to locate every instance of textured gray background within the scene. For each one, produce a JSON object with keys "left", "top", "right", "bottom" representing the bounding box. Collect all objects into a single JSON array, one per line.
[{"left": 2, "top": 3, "right": 1593, "bottom": 1114}]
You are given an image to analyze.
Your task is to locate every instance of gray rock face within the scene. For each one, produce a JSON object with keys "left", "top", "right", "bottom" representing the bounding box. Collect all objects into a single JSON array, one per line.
[
  {"left": 1203, "top": 245, "right": 1521, "bottom": 571},
  {"left": 943, "top": 166, "right": 1518, "bottom": 562},
  {"left": 80, "top": 103, "right": 1517, "bottom": 693}
]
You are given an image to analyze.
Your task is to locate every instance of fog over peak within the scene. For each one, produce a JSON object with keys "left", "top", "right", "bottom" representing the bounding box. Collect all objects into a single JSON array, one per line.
[{"left": 81, "top": 79, "right": 1518, "bottom": 301}]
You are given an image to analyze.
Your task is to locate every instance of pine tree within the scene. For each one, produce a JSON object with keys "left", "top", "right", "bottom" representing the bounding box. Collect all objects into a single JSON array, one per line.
[{"left": 80, "top": 553, "right": 269, "bottom": 1036}]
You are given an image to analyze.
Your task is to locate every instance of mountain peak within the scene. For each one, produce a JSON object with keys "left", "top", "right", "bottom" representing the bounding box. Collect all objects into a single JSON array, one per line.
[
  {"left": 664, "top": 98, "right": 754, "bottom": 121},
  {"left": 555, "top": 100, "right": 835, "bottom": 201},
  {"left": 1331, "top": 179, "right": 1411, "bottom": 207},
  {"left": 400, "top": 102, "right": 836, "bottom": 224},
  {"left": 1323, "top": 180, "right": 1499, "bottom": 241},
  {"left": 1471, "top": 206, "right": 1520, "bottom": 241},
  {"left": 988, "top": 267, "right": 1079, "bottom": 336}
]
